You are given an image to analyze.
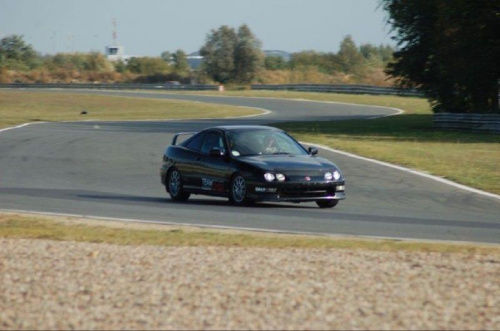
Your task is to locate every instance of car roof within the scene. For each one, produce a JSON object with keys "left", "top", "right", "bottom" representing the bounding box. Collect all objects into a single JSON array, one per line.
[{"left": 210, "top": 125, "right": 280, "bottom": 132}]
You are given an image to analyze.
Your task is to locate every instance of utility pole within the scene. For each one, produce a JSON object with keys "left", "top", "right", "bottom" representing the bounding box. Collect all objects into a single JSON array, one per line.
[{"left": 112, "top": 19, "right": 118, "bottom": 46}]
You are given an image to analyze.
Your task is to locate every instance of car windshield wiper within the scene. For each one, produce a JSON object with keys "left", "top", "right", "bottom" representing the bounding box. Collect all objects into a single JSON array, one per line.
[{"left": 272, "top": 152, "right": 292, "bottom": 155}]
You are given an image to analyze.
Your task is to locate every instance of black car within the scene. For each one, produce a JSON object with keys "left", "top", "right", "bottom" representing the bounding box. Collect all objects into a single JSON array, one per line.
[{"left": 160, "top": 125, "right": 346, "bottom": 208}]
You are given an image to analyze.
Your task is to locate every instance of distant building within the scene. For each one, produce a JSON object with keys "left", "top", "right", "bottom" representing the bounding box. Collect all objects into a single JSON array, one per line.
[
  {"left": 187, "top": 51, "right": 204, "bottom": 69},
  {"left": 105, "top": 45, "right": 137, "bottom": 63},
  {"left": 105, "top": 45, "right": 124, "bottom": 61}
]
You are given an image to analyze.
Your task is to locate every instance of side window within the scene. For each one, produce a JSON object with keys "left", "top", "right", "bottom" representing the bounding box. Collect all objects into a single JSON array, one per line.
[
  {"left": 184, "top": 133, "right": 205, "bottom": 152},
  {"left": 201, "top": 132, "right": 225, "bottom": 155}
]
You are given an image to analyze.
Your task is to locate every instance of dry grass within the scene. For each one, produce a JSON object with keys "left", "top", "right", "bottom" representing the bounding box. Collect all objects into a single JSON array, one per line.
[
  {"left": 0, "top": 213, "right": 498, "bottom": 254},
  {"left": 0, "top": 90, "right": 260, "bottom": 129}
]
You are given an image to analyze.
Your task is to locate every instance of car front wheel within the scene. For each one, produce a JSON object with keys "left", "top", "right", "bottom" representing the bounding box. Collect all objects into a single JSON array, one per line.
[
  {"left": 316, "top": 199, "right": 339, "bottom": 208},
  {"left": 167, "top": 168, "right": 190, "bottom": 202},
  {"left": 229, "top": 174, "right": 253, "bottom": 206}
]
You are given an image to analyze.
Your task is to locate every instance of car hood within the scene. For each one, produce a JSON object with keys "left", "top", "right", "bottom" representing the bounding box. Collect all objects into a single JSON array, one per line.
[{"left": 239, "top": 154, "right": 337, "bottom": 172}]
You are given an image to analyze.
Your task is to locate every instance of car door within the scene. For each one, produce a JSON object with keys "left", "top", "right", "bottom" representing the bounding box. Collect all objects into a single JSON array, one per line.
[
  {"left": 198, "top": 130, "right": 231, "bottom": 194},
  {"left": 179, "top": 132, "right": 205, "bottom": 189}
]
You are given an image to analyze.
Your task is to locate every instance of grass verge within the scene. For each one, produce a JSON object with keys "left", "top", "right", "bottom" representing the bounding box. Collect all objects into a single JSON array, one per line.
[
  {"left": 0, "top": 90, "right": 260, "bottom": 129},
  {"left": 159, "top": 90, "right": 500, "bottom": 194},
  {"left": 0, "top": 213, "right": 498, "bottom": 254}
]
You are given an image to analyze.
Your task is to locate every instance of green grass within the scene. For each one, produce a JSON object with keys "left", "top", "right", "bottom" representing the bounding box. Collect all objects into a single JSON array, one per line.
[
  {"left": 0, "top": 90, "right": 260, "bottom": 129},
  {"left": 158, "top": 90, "right": 500, "bottom": 194},
  {"left": 1, "top": 214, "right": 498, "bottom": 254}
]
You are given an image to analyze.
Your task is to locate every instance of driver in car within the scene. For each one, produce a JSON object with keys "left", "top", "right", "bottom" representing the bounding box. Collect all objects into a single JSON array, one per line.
[{"left": 262, "top": 134, "right": 278, "bottom": 154}]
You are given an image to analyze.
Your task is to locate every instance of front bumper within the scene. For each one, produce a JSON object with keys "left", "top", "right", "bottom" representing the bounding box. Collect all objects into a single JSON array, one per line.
[{"left": 246, "top": 181, "right": 346, "bottom": 202}]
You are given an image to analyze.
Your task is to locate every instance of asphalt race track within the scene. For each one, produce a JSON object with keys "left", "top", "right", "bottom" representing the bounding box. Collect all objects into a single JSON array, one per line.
[{"left": 1, "top": 90, "right": 499, "bottom": 243}]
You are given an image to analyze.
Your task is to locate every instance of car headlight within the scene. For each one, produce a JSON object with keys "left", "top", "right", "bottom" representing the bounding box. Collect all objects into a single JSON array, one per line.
[
  {"left": 333, "top": 170, "right": 341, "bottom": 180},
  {"left": 325, "top": 170, "right": 342, "bottom": 181},
  {"left": 324, "top": 172, "right": 333, "bottom": 181},
  {"left": 264, "top": 173, "right": 275, "bottom": 182},
  {"left": 276, "top": 173, "right": 286, "bottom": 182}
]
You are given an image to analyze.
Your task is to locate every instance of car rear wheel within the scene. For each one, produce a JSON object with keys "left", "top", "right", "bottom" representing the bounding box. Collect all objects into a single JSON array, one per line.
[
  {"left": 167, "top": 168, "right": 190, "bottom": 202},
  {"left": 229, "top": 174, "right": 253, "bottom": 206},
  {"left": 316, "top": 199, "right": 339, "bottom": 208}
]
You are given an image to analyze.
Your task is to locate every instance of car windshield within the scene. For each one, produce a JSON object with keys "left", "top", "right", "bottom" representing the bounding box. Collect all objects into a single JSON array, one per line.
[{"left": 226, "top": 130, "right": 308, "bottom": 157}]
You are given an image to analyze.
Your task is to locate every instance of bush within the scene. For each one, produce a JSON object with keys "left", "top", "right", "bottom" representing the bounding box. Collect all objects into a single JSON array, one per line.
[{"left": 126, "top": 57, "right": 171, "bottom": 75}]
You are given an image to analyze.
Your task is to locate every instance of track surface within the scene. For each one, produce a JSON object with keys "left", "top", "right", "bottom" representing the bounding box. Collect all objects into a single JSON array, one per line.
[{"left": 1, "top": 90, "right": 499, "bottom": 243}]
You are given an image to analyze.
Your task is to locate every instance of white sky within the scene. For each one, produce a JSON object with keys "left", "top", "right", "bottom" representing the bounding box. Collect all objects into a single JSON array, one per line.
[{"left": 0, "top": 0, "right": 394, "bottom": 56}]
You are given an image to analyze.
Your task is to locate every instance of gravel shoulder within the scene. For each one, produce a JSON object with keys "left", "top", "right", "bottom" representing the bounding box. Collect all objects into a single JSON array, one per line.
[{"left": 1, "top": 236, "right": 499, "bottom": 330}]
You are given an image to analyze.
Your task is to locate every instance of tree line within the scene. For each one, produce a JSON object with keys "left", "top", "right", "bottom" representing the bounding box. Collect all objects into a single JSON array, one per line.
[
  {"left": 0, "top": 28, "right": 394, "bottom": 86},
  {"left": 265, "top": 37, "right": 393, "bottom": 74},
  {"left": 0, "top": 35, "right": 193, "bottom": 84},
  {"left": 198, "top": 25, "right": 394, "bottom": 85}
]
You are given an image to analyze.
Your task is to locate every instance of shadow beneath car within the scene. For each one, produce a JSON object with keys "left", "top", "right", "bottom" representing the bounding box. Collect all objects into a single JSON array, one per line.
[
  {"left": 173, "top": 198, "right": 315, "bottom": 209},
  {"left": 77, "top": 190, "right": 319, "bottom": 210},
  {"left": 78, "top": 194, "right": 168, "bottom": 204},
  {"left": 3, "top": 187, "right": 500, "bottom": 231},
  {"left": 81, "top": 193, "right": 315, "bottom": 209}
]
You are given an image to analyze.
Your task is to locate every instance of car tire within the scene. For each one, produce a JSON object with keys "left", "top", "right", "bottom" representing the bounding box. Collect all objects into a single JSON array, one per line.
[
  {"left": 316, "top": 199, "right": 339, "bottom": 208},
  {"left": 229, "top": 174, "right": 253, "bottom": 206},
  {"left": 167, "top": 168, "right": 190, "bottom": 202}
]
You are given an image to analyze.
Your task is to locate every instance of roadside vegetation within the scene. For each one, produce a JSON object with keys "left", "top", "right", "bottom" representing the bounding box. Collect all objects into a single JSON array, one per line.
[
  {"left": 0, "top": 31, "right": 393, "bottom": 86},
  {"left": 0, "top": 90, "right": 259, "bottom": 129},
  {"left": 1, "top": 213, "right": 498, "bottom": 254}
]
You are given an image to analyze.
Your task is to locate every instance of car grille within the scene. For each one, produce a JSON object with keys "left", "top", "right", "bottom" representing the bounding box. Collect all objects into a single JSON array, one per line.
[{"left": 279, "top": 183, "right": 335, "bottom": 199}]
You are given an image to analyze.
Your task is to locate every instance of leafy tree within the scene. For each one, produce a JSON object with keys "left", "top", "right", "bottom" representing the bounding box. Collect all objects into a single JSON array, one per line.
[
  {"left": 43, "top": 52, "right": 113, "bottom": 72},
  {"left": 288, "top": 51, "right": 341, "bottom": 75},
  {"left": 0, "top": 35, "right": 40, "bottom": 70},
  {"left": 360, "top": 44, "right": 378, "bottom": 60},
  {"left": 360, "top": 43, "right": 395, "bottom": 67},
  {"left": 234, "top": 24, "right": 263, "bottom": 83},
  {"left": 84, "top": 52, "right": 114, "bottom": 72},
  {"left": 200, "top": 25, "right": 238, "bottom": 84},
  {"left": 200, "top": 24, "right": 263, "bottom": 84},
  {"left": 289, "top": 51, "right": 323, "bottom": 69},
  {"left": 319, "top": 53, "right": 342, "bottom": 74},
  {"left": 114, "top": 60, "right": 126, "bottom": 73},
  {"left": 265, "top": 55, "right": 288, "bottom": 70},
  {"left": 337, "top": 35, "right": 365, "bottom": 75},
  {"left": 360, "top": 43, "right": 383, "bottom": 66},
  {"left": 378, "top": 45, "right": 395, "bottom": 64},
  {"left": 126, "top": 57, "right": 170, "bottom": 75},
  {"left": 172, "top": 49, "right": 190, "bottom": 74},
  {"left": 161, "top": 51, "right": 172, "bottom": 63},
  {"left": 382, "top": 0, "right": 499, "bottom": 113}
]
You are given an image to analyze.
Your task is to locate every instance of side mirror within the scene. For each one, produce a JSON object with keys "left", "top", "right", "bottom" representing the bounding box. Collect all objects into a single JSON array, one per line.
[
  {"left": 209, "top": 147, "right": 224, "bottom": 157},
  {"left": 308, "top": 147, "right": 318, "bottom": 155}
]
